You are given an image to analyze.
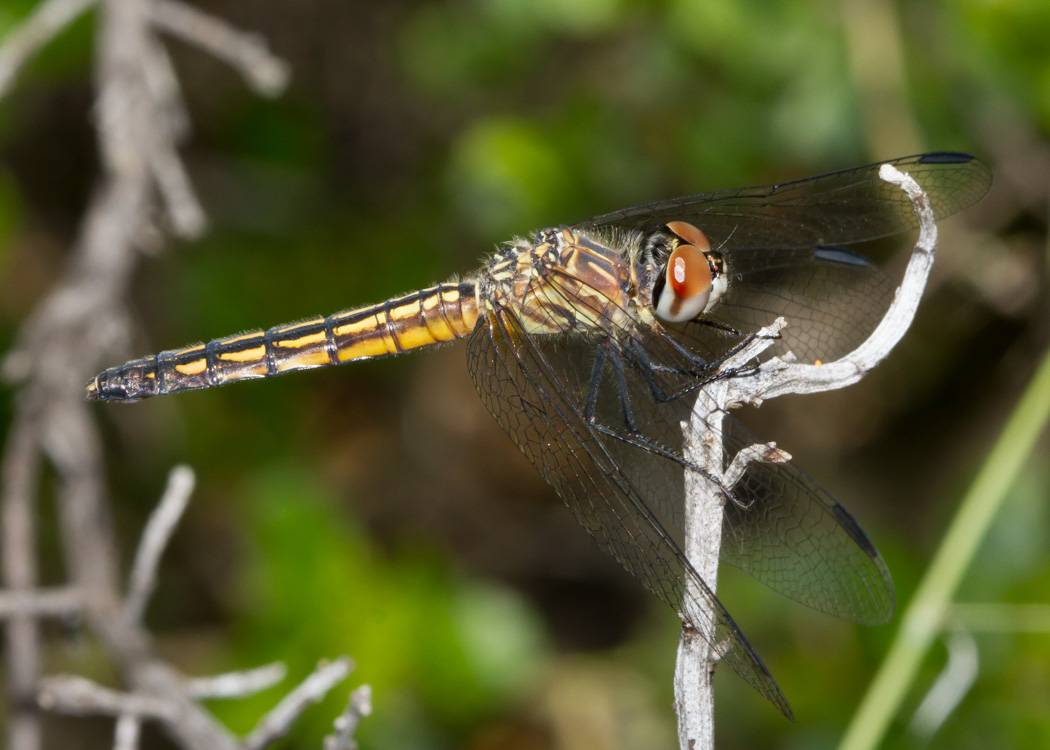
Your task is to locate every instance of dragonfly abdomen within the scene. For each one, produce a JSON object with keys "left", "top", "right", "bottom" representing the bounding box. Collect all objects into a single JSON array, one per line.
[{"left": 86, "top": 281, "right": 480, "bottom": 402}]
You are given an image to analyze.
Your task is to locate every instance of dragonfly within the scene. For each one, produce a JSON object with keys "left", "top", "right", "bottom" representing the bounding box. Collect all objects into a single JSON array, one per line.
[{"left": 87, "top": 152, "right": 992, "bottom": 718}]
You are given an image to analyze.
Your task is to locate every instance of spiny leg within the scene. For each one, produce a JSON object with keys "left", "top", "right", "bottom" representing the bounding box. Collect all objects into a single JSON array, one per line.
[{"left": 584, "top": 340, "right": 730, "bottom": 496}]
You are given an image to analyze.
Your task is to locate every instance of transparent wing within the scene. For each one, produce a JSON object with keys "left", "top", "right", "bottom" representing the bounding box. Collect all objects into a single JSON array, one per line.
[
  {"left": 629, "top": 242, "right": 896, "bottom": 376},
  {"left": 718, "top": 417, "right": 894, "bottom": 624},
  {"left": 465, "top": 257, "right": 900, "bottom": 716},
  {"left": 461, "top": 153, "right": 984, "bottom": 712},
  {"left": 572, "top": 152, "right": 991, "bottom": 250},
  {"left": 502, "top": 252, "right": 895, "bottom": 623},
  {"left": 499, "top": 304, "right": 895, "bottom": 627},
  {"left": 706, "top": 245, "right": 896, "bottom": 364},
  {"left": 466, "top": 304, "right": 793, "bottom": 719}
]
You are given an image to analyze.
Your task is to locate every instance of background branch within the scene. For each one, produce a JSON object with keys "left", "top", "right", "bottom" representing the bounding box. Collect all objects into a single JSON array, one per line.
[
  {"left": 124, "top": 465, "right": 195, "bottom": 625},
  {"left": 324, "top": 685, "right": 372, "bottom": 750},
  {"left": 0, "top": 587, "right": 83, "bottom": 620},
  {"left": 0, "top": 3, "right": 362, "bottom": 749},
  {"left": 185, "top": 663, "right": 288, "bottom": 700},
  {"left": 0, "top": 0, "right": 97, "bottom": 99},
  {"left": 1, "top": 412, "right": 44, "bottom": 750},
  {"left": 243, "top": 658, "right": 354, "bottom": 750},
  {"left": 149, "top": 0, "right": 290, "bottom": 96}
]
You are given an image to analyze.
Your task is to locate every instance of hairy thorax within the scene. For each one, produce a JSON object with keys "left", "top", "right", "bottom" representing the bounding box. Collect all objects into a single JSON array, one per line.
[{"left": 481, "top": 227, "right": 638, "bottom": 336}]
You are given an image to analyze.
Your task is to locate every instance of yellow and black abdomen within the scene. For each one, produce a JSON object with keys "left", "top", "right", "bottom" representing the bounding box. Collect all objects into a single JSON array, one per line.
[{"left": 87, "top": 281, "right": 480, "bottom": 402}]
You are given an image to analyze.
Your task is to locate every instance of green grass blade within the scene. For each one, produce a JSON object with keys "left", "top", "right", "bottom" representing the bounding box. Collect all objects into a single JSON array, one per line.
[{"left": 839, "top": 343, "right": 1050, "bottom": 750}]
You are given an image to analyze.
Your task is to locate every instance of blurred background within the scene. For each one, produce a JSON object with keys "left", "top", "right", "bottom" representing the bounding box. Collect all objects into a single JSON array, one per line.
[{"left": 1, "top": 0, "right": 1048, "bottom": 748}]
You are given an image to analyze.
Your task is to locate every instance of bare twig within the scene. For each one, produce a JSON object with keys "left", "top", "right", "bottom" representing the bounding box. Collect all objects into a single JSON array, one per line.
[
  {"left": 674, "top": 164, "right": 938, "bottom": 746},
  {"left": 149, "top": 126, "right": 208, "bottom": 238},
  {"left": 243, "top": 658, "right": 355, "bottom": 750},
  {"left": 2, "top": 2, "right": 360, "bottom": 747},
  {"left": 1, "top": 414, "right": 44, "bottom": 750},
  {"left": 38, "top": 676, "right": 175, "bottom": 720},
  {"left": 675, "top": 324, "right": 789, "bottom": 746},
  {"left": 727, "top": 164, "right": 936, "bottom": 404},
  {"left": 324, "top": 685, "right": 372, "bottom": 750},
  {"left": 0, "top": 0, "right": 98, "bottom": 99},
  {"left": 185, "top": 663, "right": 288, "bottom": 700},
  {"left": 723, "top": 442, "right": 790, "bottom": 488},
  {"left": 114, "top": 714, "right": 142, "bottom": 750},
  {"left": 149, "top": 0, "right": 290, "bottom": 97},
  {"left": 125, "top": 465, "right": 196, "bottom": 625},
  {"left": 0, "top": 586, "right": 83, "bottom": 619},
  {"left": 141, "top": 34, "right": 190, "bottom": 140}
]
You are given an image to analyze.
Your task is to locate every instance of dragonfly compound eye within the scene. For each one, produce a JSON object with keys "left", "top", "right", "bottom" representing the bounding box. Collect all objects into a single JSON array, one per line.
[{"left": 655, "top": 222, "right": 714, "bottom": 323}]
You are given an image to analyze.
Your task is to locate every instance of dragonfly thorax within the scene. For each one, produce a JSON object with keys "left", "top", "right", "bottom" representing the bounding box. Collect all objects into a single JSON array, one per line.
[{"left": 481, "top": 227, "right": 635, "bottom": 336}]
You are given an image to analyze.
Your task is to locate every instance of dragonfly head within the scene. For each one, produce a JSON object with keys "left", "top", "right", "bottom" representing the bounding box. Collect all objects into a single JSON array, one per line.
[{"left": 652, "top": 221, "right": 726, "bottom": 323}]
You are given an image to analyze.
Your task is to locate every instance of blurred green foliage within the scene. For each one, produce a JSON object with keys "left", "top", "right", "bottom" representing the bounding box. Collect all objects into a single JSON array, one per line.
[
  {"left": 216, "top": 463, "right": 544, "bottom": 747},
  {"left": 1, "top": 0, "right": 1048, "bottom": 748}
]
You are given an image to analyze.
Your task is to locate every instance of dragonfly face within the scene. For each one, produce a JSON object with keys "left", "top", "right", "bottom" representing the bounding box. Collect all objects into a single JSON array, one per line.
[
  {"left": 647, "top": 221, "right": 728, "bottom": 323},
  {"left": 87, "top": 152, "right": 992, "bottom": 717}
]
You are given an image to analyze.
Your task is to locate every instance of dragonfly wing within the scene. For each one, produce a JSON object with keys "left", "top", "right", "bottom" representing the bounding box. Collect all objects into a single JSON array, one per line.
[
  {"left": 718, "top": 417, "right": 894, "bottom": 625},
  {"left": 647, "top": 243, "right": 895, "bottom": 375},
  {"left": 573, "top": 152, "right": 991, "bottom": 250},
  {"left": 536, "top": 314, "right": 896, "bottom": 626},
  {"left": 486, "top": 256, "right": 896, "bottom": 626},
  {"left": 466, "top": 304, "right": 793, "bottom": 719},
  {"left": 708, "top": 245, "right": 896, "bottom": 364}
]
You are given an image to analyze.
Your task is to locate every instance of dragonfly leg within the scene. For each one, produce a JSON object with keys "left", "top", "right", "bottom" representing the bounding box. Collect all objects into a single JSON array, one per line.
[
  {"left": 595, "top": 342, "right": 733, "bottom": 497},
  {"left": 582, "top": 338, "right": 658, "bottom": 431},
  {"left": 621, "top": 337, "right": 676, "bottom": 402},
  {"left": 648, "top": 323, "right": 768, "bottom": 398},
  {"left": 606, "top": 342, "right": 638, "bottom": 431},
  {"left": 583, "top": 343, "right": 607, "bottom": 425},
  {"left": 665, "top": 320, "right": 766, "bottom": 372},
  {"left": 618, "top": 333, "right": 735, "bottom": 405},
  {"left": 584, "top": 340, "right": 660, "bottom": 436},
  {"left": 590, "top": 420, "right": 724, "bottom": 485}
]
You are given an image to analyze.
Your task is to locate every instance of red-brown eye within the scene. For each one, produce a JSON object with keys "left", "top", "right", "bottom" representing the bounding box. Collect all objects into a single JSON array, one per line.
[
  {"left": 655, "top": 238, "right": 715, "bottom": 323},
  {"left": 668, "top": 243, "right": 711, "bottom": 299},
  {"left": 666, "top": 221, "right": 712, "bottom": 252}
]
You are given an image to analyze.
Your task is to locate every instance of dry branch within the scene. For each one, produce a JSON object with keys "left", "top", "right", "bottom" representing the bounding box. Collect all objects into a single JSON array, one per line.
[
  {"left": 38, "top": 676, "right": 176, "bottom": 721},
  {"left": 114, "top": 714, "right": 142, "bottom": 750},
  {"left": 324, "top": 685, "right": 373, "bottom": 750},
  {"left": 0, "top": 0, "right": 98, "bottom": 99},
  {"left": 243, "top": 659, "right": 355, "bottom": 750},
  {"left": 185, "top": 663, "right": 288, "bottom": 700},
  {"left": 124, "top": 465, "right": 195, "bottom": 625},
  {"left": 149, "top": 0, "right": 290, "bottom": 97},
  {"left": 0, "top": 587, "right": 83, "bottom": 619},
  {"left": 0, "top": 3, "right": 365, "bottom": 749}
]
